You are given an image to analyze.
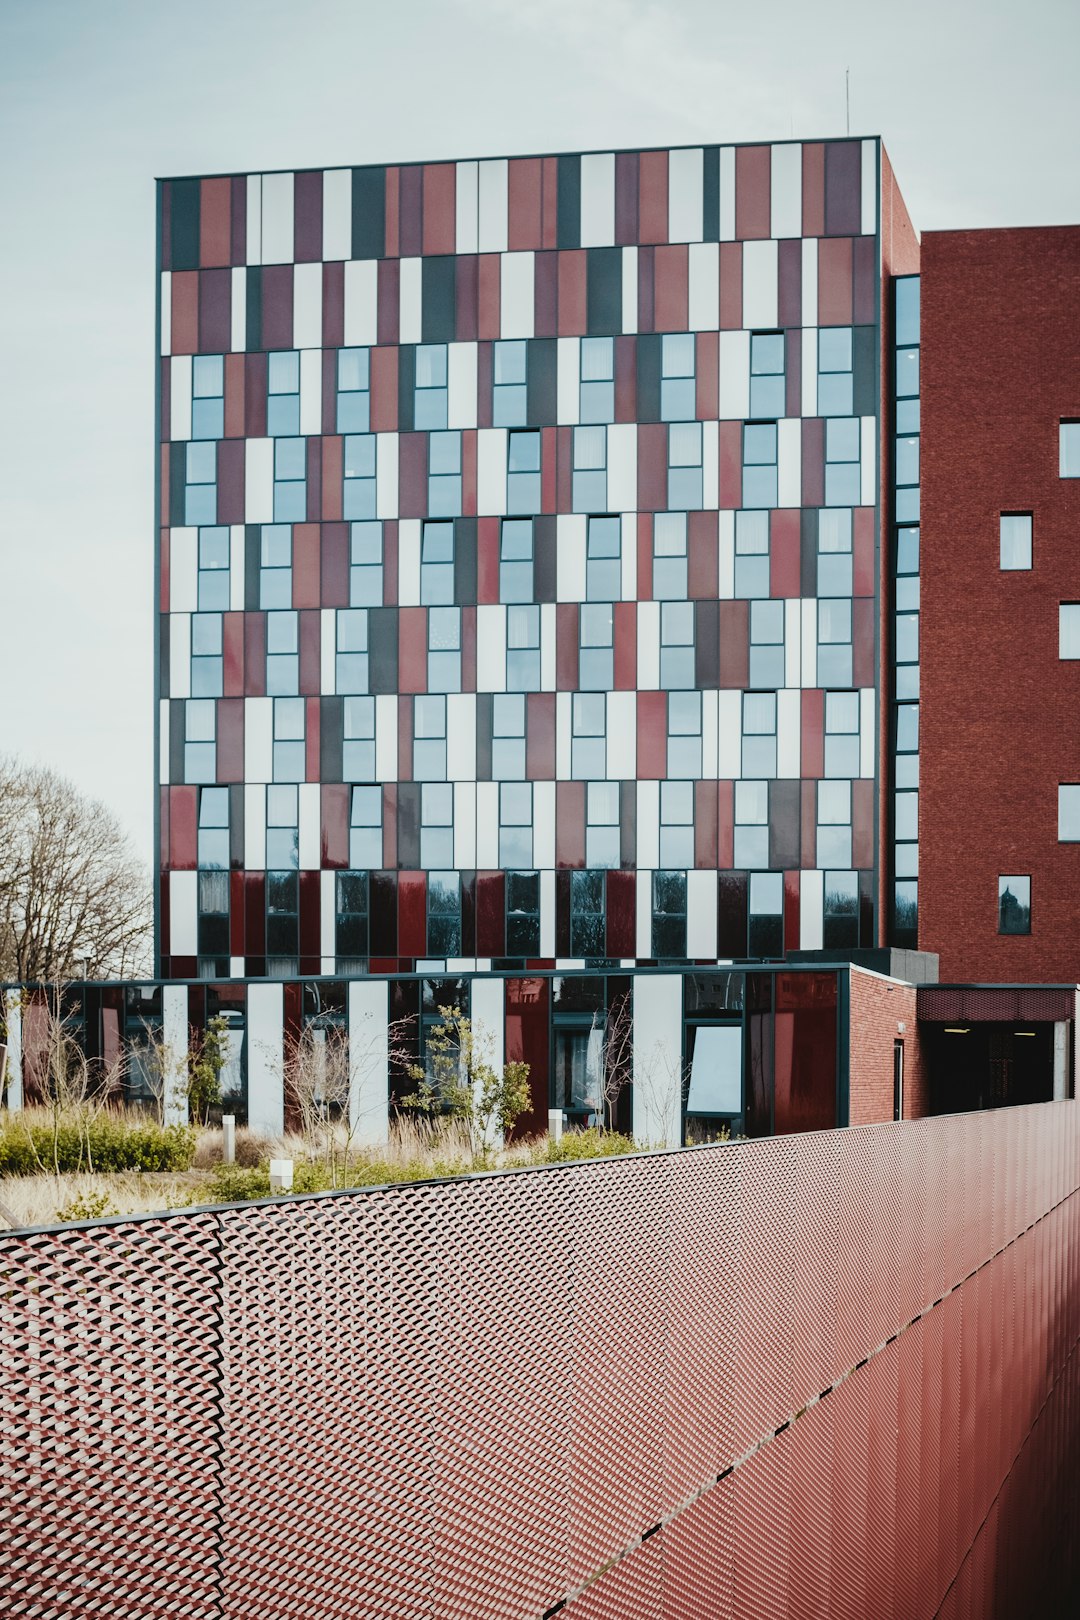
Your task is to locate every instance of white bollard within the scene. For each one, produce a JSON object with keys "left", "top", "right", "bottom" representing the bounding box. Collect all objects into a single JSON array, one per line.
[
  {"left": 269, "top": 1157, "right": 294, "bottom": 1193},
  {"left": 548, "top": 1108, "right": 564, "bottom": 1145},
  {"left": 222, "top": 1115, "right": 236, "bottom": 1165}
]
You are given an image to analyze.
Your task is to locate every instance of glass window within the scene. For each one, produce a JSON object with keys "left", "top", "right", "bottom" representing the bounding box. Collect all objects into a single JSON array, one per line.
[
  {"left": 272, "top": 697, "right": 305, "bottom": 782},
  {"left": 499, "top": 781, "right": 533, "bottom": 868},
  {"left": 823, "top": 871, "right": 859, "bottom": 948},
  {"left": 267, "top": 351, "right": 300, "bottom": 437},
  {"left": 273, "top": 437, "right": 306, "bottom": 523},
  {"left": 824, "top": 690, "right": 860, "bottom": 778},
  {"left": 818, "top": 508, "right": 853, "bottom": 597},
  {"left": 336, "top": 870, "right": 369, "bottom": 962},
  {"left": 998, "top": 875, "right": 1031, "bottom": 935},
  {"left": 342, "top": 696, "right": 376, "bottom": 780},
  {"left": 586, "top": 515, "right": 621, "bottom": 601},
  {"left": 259, "top": 524, "right": 292, "bottom": 609},
  {"left": 686, "top": 1025, "right": 742, "bottom": 1116},
  {"left": 266, "top": 609, "right": 299, "bottom": 696},
  {"left": 572, "top": 426, "right": 607, "bottom": 513},
  {"left": 748, "top": 871, "right": 784, "bottom": 958},
  {"left": 653, "top": 511, "right": 688, "bottom": 600},
  {"left": 660, "top": 601, "right": 695, "bottom": 690},
  {"left": 506, "top": 870, "right": 541, "bottom": 957},
  {"left": 750, "top": 599, "right": 785, "bottom": 688},
  {"left": 1060, "top": 604, "right": 1080, "bottom": 659},
  {"left": 197, "top": 525, "right": 230, "bottom": 611},
  {"left": 1000, "top": 513, "right": 1032, "bottom": 572},
  {"left": 734, "top": 510, "right": 770, "bottom": 599},
  {"left": 506, "top": 604, "right": 541, "bottom": 692},
  {"left": 742, "top": 691, "right": 777, "bottom": 778},
  {"left": 422, "top": 782, "right": 455, "bottom": 869},
  {"left": 350, "top": 784, "right": 383, "bottom": 868},
  {"left": 579, "top": 603, "right": 614, "bottom": 691},
  {"left": 750, "top": 332, "right": 785, "bottom": 419},
  {"left": 817, "top": 777, "right": 852, "bottom": 868},
  {"left": 427, "top": 606, "right": 461, "bottom": 693},
  {"left": 508, "top": 429, "right": 542, "bottom": 514},
  {"left": 337, "top": 348, "right": 370, "bottom": 434},
  {"left": 586, "top": 780, "right": 620, "bottom": 869},
  {"left": 428, "top": 431, "right": 461, "bottom": 518},
  {"left": 413, "top": 694, "right": 447, "bottom": 781},
  {"left": 825, "top": 417, "right": 860, "bottom": 508},
  {"left": 742, "top": 423, "right": 777, "bottom": 509},
  {"left": 570, "top": 869, "right": 606, "bottom": 960},
  {"left": 492, "top": 693, "right": 526, "bottom": 780},
  {"left": 415, "top": 344, "right": 448, "bottom": 431},
  {"left": 265, "top": 784, "right": 299, "bottom": 869},
  {"left": 733, "top": 779, "right": 769, "bottom": 869},
  {"left": 659, "top": 778, "right": 694, "bottom": 867},
  {"left": 667, "top": 690, "right": 702, "bottom": 778},
  {"left": 184, "top": 440, "right": 217, "bottom": 526},
  {"left": 669, "top": 422, "right": 702, "bottom": 510},
  {"left": 191, "top": 611, "right": 223, "bottom": 698},
  {"left": 343, "top": 433, "right": 377, "bottom": 520},
  {"left": 818, "top": 598, "right": 853, "bottom": 687},
  {"left": 493, "top": 340, "right": 528, "bottom": 428},
  {"left": 191, "top": 354, "right": 224, "bottom": 440},
  {"left": 580, "top": 337, "right": 614, "bottom": 425},
  {"left": 818, "top": 328, "right": 853, "bottom": 417},
  {"left": 1060, "top": 421, "right": 1080, "bottom": 479},
  {"left": 500, "top": 518, "right": 534, "bottom": 603},
  {"left": 420, "top": 521, "right": 455, "bottom": 606},
  {"left": 653, "top": 870, "right": 687, "bottom": 959},
  {"left": 571, "top": 692, "right": 606, "bottom": 780},
  {"left": 184, "top": 698, "right": 216, "bottom": 784},
  {"left": 1059, "top": 784, "right": 1080, "bottom": 841},
  {"left": 196, "top": 867, "right": 229, "bottom": 968},
  {"left": 336, "top": 609, "right": 369, "bottom": 695},
  {"left": 197, "top": 786, "right": 230, "bottom": 870},
  {"left": 661, "top": 334, "right": 696, "bottom": 422},
  {"left": 427, "top": 871, "right": 461, "bottom": 958},
  {"left": 350, "top": 521, "right": 383, "bottom": 607},
  {"left": 265, "top": 869, "right": 299, "bottom": 973}
]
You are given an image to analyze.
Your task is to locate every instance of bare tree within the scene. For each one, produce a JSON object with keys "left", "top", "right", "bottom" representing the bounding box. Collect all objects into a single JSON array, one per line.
[
  {"left": 286, "top": 1014, "right": 416, "bottom": 1185},
  {"left": 20, "top": 988, "right": 128, "bottom": 1175},
  {"left": 598, "top": 990, "right": 633, "bottom": 1134},
  {"left": 0, "top": 758, "right": 152, "bottom": 982}
]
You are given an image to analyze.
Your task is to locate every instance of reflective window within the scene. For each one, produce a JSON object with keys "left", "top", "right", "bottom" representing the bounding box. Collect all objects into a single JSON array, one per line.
[
  {"left": 191, "top": 354, "right": 224, "bottom": 440},
  {"left": 660, "top": 601, "right": 695, "bottom": 690},
  {"left": 586, "top": 515, "right": 621, "bottom": 601},
  {"left": 336, "top": 609, "right": 369, "bottom": 695},
  {"left": 653, "top": 511, "right": 688, "bottom": 600},
  {"left": 350, "top": 521, "right": 383, "bottom": 606},
  {"left": 350, "top": 784, "right": 383, "bottom": 868},
  {"left": 818, "top": 328, "right": 853, "bottom": 417},
  {"left": 428, "top": 431, "right": 461, "bottom": 518},
  {"left": 1059, "top": 784, "right": 1080, "bottom": 842},
  {"left": 734, "top": 509, "right": 770, "bottom": 599},
  {"left": 571, "top": 692, "right": 606, "bottom": 780},
  {"left": 267, "top": 351, "right": 300, "bottom": 437},
  {"left": 342, "top": 696, "right": 376, "bottom": 780},
  {"left": 500, "top": 518, "right": 534, "bottom": 604},
  {"left": 825, "top": 417, "right": 860, "bottom": 508},
  {"left": 273, "top": 437, "right": 306, "bottom": 523},
  {"left": 413, "top": 694, "right": 447, "bottom": 781},
  {"left": 667, "top": 691, "right": 702, "bottom": 778},
  {"left": 266, "top": 784, "right": 299, "bottom": 870},
  {"left": 572, "top": 426, "right": 607, "bottom": 512},
  {"left": 661, "top": 334, "right": 696, "bottom": 422},
  {"left": 492, "top": 693, "right": 526, "bottom": 780},
  {"left": 742, "top": 691, "right": 777, "bottom": 778},
  {"left": 336, "top": 870, "right": 369, "bottom": 963},
  {"left": 579, "top": 603, "right": 614, "bottom": 691},
  {"left": 265, "top": 868, "right": 299, "bottom": 974},
  {"left": 1060, "top": 603, "right": 1080, "bottom": 660},
  {"left": 506, "top": 604, "right": 541, "bottom": 692},
  {"left": 580, "top": 337, "right": 614, "bottom": 425},
  {"left": 817, "top": 598, "right": 853, "bottom": 687},
  {"left": 266, "top": 609, "right": 299, "bottom": 696},
  {"left": 197, "top": 787, "right": 230, "bottom": 870},
  {"left": 343, "top": 434, "right": 377, "bottom": 520},
  {"left": 197, "top": 525, "right": 230, "bottom": 611},
  {"left": 750, "top": 598, "right": 785, "bottom": 688},
  {"left": 998, "top": 875, "right": 1031, "bottom": 935},
  {"left": 825, "top": 690, "right": 860, "bottom": 778},
  {"left": 420, "top": 521, "right": 455, "bottom": 605},
  {"left": 570, "top": 868, "right": 606, "bottom": 959},
  {"left": 337, "top": 348, "right": 370, "bottom": 434},
  {"left": 733, "top": 779, "right": 769, "bottom": 869},
  {"left": 184, "top": 441, "right": 217, "bottom": 526},
  {"left": 506, "top": 870, "right": 541, "bottom": 957},
  {"left": 653, "top": 870, "right": 687, "bottom": 959},
  {"left": 1000, "top": 512, "right": 1032, "bottom": 571},
  {"left": 427, "top": 871, "right": 461, "bottom": 958},
  {"left": 818, "top": 508, "right": 853, "bottom": 596},
  {"left": 508, "top": 429, "right": 542, "bottom": 514},
  {"left": 428, "top": 606, "right": 461, "bottom": 693},
  {"left": 499, "top": 781, "right": 533, "bottom": 868},
  {"left": 586, "top": 780, "right": 620, "bottom": 869},
  {"left": 272, "top": 697, "right": 305, "bottom": 783},
  {"left": 1060, "top": 421, "right": 1080, "bottom": 478},
  {"left": 493, "top": 340, "right": 528, "bottom": 428},
  {"left": 421, "top": 782, "right": 455, "bottom": 869},
  {"left": 823, "top": 871, "right": 859, "bottom": 948},
  {"left": 748, "top": 870, "right": 784, "bottom": 958},
  {"left": 259, "top": 524, "right": 292, "bottom": 609},
  {"left": 415, "top": 344, "right": 448, "bottom": 431},
  {"left": 184, "top": 698, "right": 216, "bottom": 784},
  {"left": 817, "top": 778, "right": 852, "bottom": 869},
  {"left": 669, "top": 421, "right": 702, "bottom": 510},
  {"left": 191, "top": 611, "right": 223, "bottom": 698},
  {"left": 750, "top": 332, "right": 785, "bottom": 419},
  {"left": 742, "top": 422, "right": 777, "bottom": 509},
  {"left": 659, "top": 779, "right": 694, "bottom": 867}
]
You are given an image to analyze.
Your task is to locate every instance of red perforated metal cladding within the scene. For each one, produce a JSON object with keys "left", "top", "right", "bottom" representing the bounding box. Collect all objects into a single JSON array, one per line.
[{"left": 3, "top": 1102, "right": 1080, "bottom": 1617}]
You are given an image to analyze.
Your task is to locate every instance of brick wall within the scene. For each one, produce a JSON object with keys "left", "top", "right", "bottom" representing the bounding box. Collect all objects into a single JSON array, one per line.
[
  {"left": 920, "top": 226, "right": 1080, "bottom": 978},
  {"left": 847, "top": 963, "right": 926, "bottom": 1122}
]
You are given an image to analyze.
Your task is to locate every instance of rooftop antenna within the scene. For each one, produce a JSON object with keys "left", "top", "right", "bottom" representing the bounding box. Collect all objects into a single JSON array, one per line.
[{"left": 845, "top": 68, "right": 850, "bottom": 136}]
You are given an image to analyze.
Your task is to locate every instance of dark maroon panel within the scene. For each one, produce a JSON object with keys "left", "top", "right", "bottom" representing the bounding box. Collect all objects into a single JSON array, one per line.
[
  {"left": 222, "top": 614, "right": 244, "bottom": 697},
  {"left": 534, "top": 253, "right": 558, "bottom": 338},
  {"left": 170, "top": 785, "right": 197, "bottom": 868},
  {"left": 769, "top": 510, "right": 801, "bottom": 599},
  {"left": 321, "top": 523, "right": 349, "bottom": 608},
  {"left": 397, "top": 872, "right": 427, "bottom": 958},
  {"left": 526, "top": 693, "right": 555, "bottom": 781},
  {"left": 507, "top": 159, "right": 542, "bottom": 252},
  {"left": 638, "top": 149, "right": 668, "bottom": 244},
  {"left": 818, "top": 237, "right": 853, "bottom": 325},
  {"left": 735, "top": 145, "right": 771, "bottom": 240},
  {"left": 719, "top": 601, "right": 749, "bottom": 688},
  {"left": 298, "top": 870, "right": 321, "bottom": 969},
  {"left": 718, "top": 421, "right": 742, "bottom": 510},
  {"left": 555, "top": 781, "right": 585, "bottom": 868},
  {"left": 778, "top": 239, "right": 802, "bottom": 326},
  {"left": 615, "top": 335, "right": 637, "bottom": 422},
  {"left": 824, "top": 141, "right": 862, "bottom": 237},
  {"left": 637, "top": 245, "right": 655, "bottom": 333},
  {"left": 397, "top": 607, "right": 427, "bottom": 695},
  {"left": 801, "top": 418, "right": 825, "bottom": 507},
  {"left": 555, "top": 603, "right": 579, "bottom": 690},
  {"left": 304, "top": 439, "right": 322, "bottom": 523},
  {"left": 695, "top": 332, "right": 718, "bottom": 421},
  {"left": 637, "top": 692, "right": 667, "bottom": 779},
  {"left": 322, "top": 262, "right": 344, "bottom": 344},
  {"left": 423, "top": 164, "right": 456, "bottom": 256},
  {"left": 216, "top": 440, "right": 245, "bottom": 525},
  {"left": 688, "top": 511, "right": 718, "bottom": 599},
  {"left": 694, "top": 780, "right": 719, "bottom": 868},
  {"left": 719, "top": 242, "right": 742, "bottom": 329},
  {"left": 377, "top": 260, "right": 399, "bottom": 345},
  {"left": 243, "top": 870, "right": 265, "bottom": 958},
  {"left": 455, "top": 255, "right": 478, "bottom": 341},
  {"left": 613, "top": 603, "right": 637, "bottom": 690},
  {"left": 637, "top": 423, "right": 668, "bottom": 514},
  {"left": 505, "top": 976, "right": 549, "bottom": 1135},
  {"left": 198, "top": 268, "right": 230, "bottom": 353},
  {"left": 229, "top": 175, "right": 246, "bottom": 266},
  {"left": 294, "top": 171, "right": 323, "bottom": 262},
  {"left": 853, "top": 234, "right": 876, "bottom": 323},
  {"left": 321, "top": 438, "right": 342, "bottom": 523},
  {"left": 321, "top": 784, "right": 349, "bottom": 868},
  {"left": 304, "top": 697, "right": 320, "bottom": 782},
  {"left": 244, "top": 614, "right": 266, "bottom": 698},
  {"left": 784, "top": 328, "right": 802, "bottom": 418},
  {"left": 614, "top": 150, "right": 639, "bottom": 245},
  {"left": 557, "top": 252, "right": 586, "bottom": 337},
  {"left": 653, "top": 245, "right": 688, "bottom": 333},
  {"left": 260, "top": 265, "right": 293, "bottom": 351},
  {"left": 224, "top": 355, "right": 245, "bottom": 439},
  {"left": 397, "top": 433, "right": 428, "bottom": 520},
  {"left": 475, "top": 871, "right": 506, "bottom": 958},
  {"left": 244, "top": 353, "right": 268, "bottom": 438},
  {"left": 170, "top": 272, "right": 199, "bottom": 355},
  {"left": 541, "top": 156, "right": 559, "bottom": 249},
  {"left": 398, "top": 166, "right": 423, "bottom": 258},
  {"left": 802, "top": 142, "right": 825, "bottom": 236},
  {"left": 298, "top": 610, "right": 320, "bottom": 695},
  {"left": 801, "top": 691, "right": 824, "bottom": 779},
  {"left": 478, "top": 255, "right": 501, "bottom": 340}
]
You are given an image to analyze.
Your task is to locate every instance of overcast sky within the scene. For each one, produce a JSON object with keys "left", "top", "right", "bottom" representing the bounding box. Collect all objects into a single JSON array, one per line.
[{"left": 2, "top": 0, "right": 1078, "bottom": 868}]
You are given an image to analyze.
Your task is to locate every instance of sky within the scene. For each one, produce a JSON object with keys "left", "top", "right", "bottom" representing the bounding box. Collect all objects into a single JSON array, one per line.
[{"left": 1, "top": 0, "right": 1078, "bottom": 870}]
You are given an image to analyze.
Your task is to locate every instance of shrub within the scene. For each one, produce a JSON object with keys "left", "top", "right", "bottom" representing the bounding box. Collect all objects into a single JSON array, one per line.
[
  {"left": 540, "top": 1128, "right": 637, "bottom": 1164},
  {"left": 55, "top": 1190, "right": 116, "bottom": 1223},
  {"left": 0, "top": 1115, "right": 196, "bottom": 1178}
]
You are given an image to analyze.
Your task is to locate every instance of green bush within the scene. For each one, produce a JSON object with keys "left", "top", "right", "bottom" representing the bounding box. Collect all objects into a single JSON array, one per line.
[
  {"left": 540, "top": 1128, "right": 637, "bottom": 1163},
  {"left": 0, "top": 1117, "right": 196, "bottom": 1177}
]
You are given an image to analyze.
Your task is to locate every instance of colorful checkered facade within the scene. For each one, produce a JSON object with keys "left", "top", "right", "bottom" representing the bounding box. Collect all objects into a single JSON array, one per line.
[{"left": 157, "top": 141, "right": 883, "bottom": 978}]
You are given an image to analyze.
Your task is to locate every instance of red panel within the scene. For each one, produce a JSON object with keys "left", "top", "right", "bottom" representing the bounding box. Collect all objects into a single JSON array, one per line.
[
  {"left": 261, "top": 265, "right": 293, "bottom": 350},
  {"left": 555, "top": 781, "right": 585, "bottom": 868},
  {"left": 321, "top": 784, "right": 349, "bottom": 868},
  {"left": 304, "top": 696, "right": 320, "bottom": 782},
  {"left": 461, "top": 430, "right": 477, "bottom": 518},
  {"left": 505, "top": 977, "right": 550, "bottom": 1134},
  {"left": 818, "top": 237, "right": 853, "bottom": 326},
  {"left": 637, "top": 691, "right": 667, "bottom": 779},
  {"left": 456, "top": 255, "right": 478, "bottom": 341},
  {"left": 397, "top": 872, "right": 427, "bottom": 958},
  {"left": 321, "top": 437, "right": 343, "bottom": 522},
  {"left": 852, "top": 778, "right": 875, "bottom": 870},
  {"left": 613, "top": 603, "right": 637, "bottom": 690},
  {"left": 244, "top": 870, "right": 265, "bottom": 957},
  {"left": 688, "top": 511, "right": 718, "bottom": 599},
  {"left": 170, "top": 271, "right": 198, "bottom": 354},
  {"left": 229, "top": 175, "right": 246, "bottom": 266},
  {"left": 824, "top": 141, "right": 861, "bottom": 237},
  {"left": 244, "top": 353, "right": 267, "bottom": 438},
  {"left": 298, "top": 609, "right": 320, "bottom": 695},
  {"left": 534, "top": 253, "right": 558, "bottom": 338},
  {"left": 298, "top": 870, "right": 321, "bottom": 969},
  {"left": 606, "top": 870, "right": 636, "bottom": 959},
  {"left": 719, "top": 242, "right": 742, "bottom": 329},
  {"left": 508, "top": 158, "right": 542, "bottom": 251},
  {"left": 852, "top": 596, "right": 875, "bottom": 687},
  {"left": 216, "top": 440, "right": 244, "bottom": 525},
  {"left": 320, "top": 523, "right": 349, "bottom": 610},
  {"left": 853, "top": 233, "right": 876, "bottom": 324},
  {"left": 695, "top": 332, "right": 718, "bottom": 420},
  {"left": 636, "top": 514, "right": 653, "bottom": 601},
  {"left": 422, "top": 164, "right": 456, "bottom": 256},
  {"left": 222, "top": 613, "right": 245, "bottom": 697},
  {"left": 369, "top": 346, "right": 398, "bottom": 433},
  {"left": 802, "top": 142, "right": 825, "bottom": 236},
  {"left": 377, "top": 260, "right": 399, "bottom": 345},
  {"left": 477, "top": 517, "right": 500, "bottom": 604},
  {"left": 694, "top": 779, "right": 718, "bottom": 868},
  {"left": 769, "top": 509, "right": 801, "bottom": 598},
  {"left": 555, "top": 425, "right": 573, "bottom": 512},
  {"left": 801, "top": 417, "right": 824, "bottom": 507},
  {"left": 653, "top": 245, "right": 688, "bottom": 332},
  {"left": 322, "top": 262, "right": 344, "bottom": 342},
  {"left": 637, "top": 423, "right": 668, "bottom": 514},
  {"left": 719, "top": 601, "right": 748, "bottom": 688},
  {"left": 160, "top": 359, "right": 171, "bottom": 442},
  {"left": 801, "top": 690, "right": 824, "bottom": 778},
  {"left": 615, "top": 335, "right": 637, "bottom": 423},
  {"left": 778, "top": 238, "right": 802, "bottom": 327},
  {"left": 397, "top": 433, "right": 428, "bottom": 520},
  {"left": 478, "top": 255, "right": 500, "bottom": 340},
  {"left": 244, "top": 615, "right": 266, "bottom": 697},
  {"left": 198, "top": 268, "right": 230, "bottom": 353},
  {"left": 293, "top": 171, "right": 322, "bottom": 262},
  {"left": 217, "top": 698, "right": 244, "bottom": 783},
  {"left": 170, "top": 785, "right": 197, "bottom": 868},
  {"left": 476, "top": 340, "right": 493, "bottom": 426},
  {"left": 785, "top": 327, "right": 802, "bottom": 418},
  {"left": 541, "top": 156, "right": 559, "bottom": 249},
  {"left": 199, "top": 177, "right": 231, "bottom": 268},
  {"left": 224, "top": 354, "right": 245, "bottom": 438},
  {"left": 526, "top": 693, "right": 555, "bottom": 780},
  {"left": 541, "top": 426, "right": 557, "bottom": 514},
  {"left": 735, "top": 145, "right": 771, "bottom": 240},
  {"left": 557, "top": 251, "right": 586, "bottom": 336},
  {"left": 383, "top": 166, "right": 400, "bottom": 257},
  {"left": 397, "top": 607, "right": 427, "bottom": 695},
  {"left": 555, "top": 602, "right": 579, "bottom": 690},
  {"left": 398, "top": 166, "right": 422, "bottom": 258},
  {"left": 475, "top": 871, "right": 505, "bottom": 958},
  {"left": 637, "top": 149, "right": 668, "bottom": 244},
  {"left": 717, "top": 420, "right": 742, "bottom": 508},
  {"left": 292, "top": 525, "right": 320, "bottom": 609},
  {"left": 783, "top": 870, "right": 800, "bottom": 954}
]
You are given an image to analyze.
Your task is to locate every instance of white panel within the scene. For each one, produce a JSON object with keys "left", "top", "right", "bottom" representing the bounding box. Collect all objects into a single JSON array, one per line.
[
  {"left": 447, "top": 342, "right": 478, "bottom": 429},
  {"left": 170, "top": 527, "right": 198, "bottom": 614},
  {"left": 475, "top": 782, "right": 499, "bottom": 868},
  {"left": 540, "top": 603, "right": 557, "bottom": 690},
  {"left": 557, "top": 515, "right": 587, "bottom": 604},
  {"left": 801, "top": 599, "right": 817, "bottom": 687},
  {"left": 244, "top": 697, "right": 273, "bottom": 784},
  {"left": 800, "top": 869, "right": 824, "bottom": 950},
  {"left": 477, "top": 159, "right": 508, "bottom": 253},
  {"left": 802, "top": 239, "right": 818, "bottom": 328},
  {"left": 771, "top": 144, "right": 803, "bottom": 239},
  {"left": 702, "top": 421, "right": 719, "bottom": 509},
  {"left": 785, "top": 600, "right": 801, "bottom": 688},
  {"left": 540, "top": 869, "right": 556, "bottom": 958},
  {"left": 159, "top": 700, "right": 170, "bottom": 785},
  {"left": 777, "top": 419, "right": 801, "bottom": 507},
  {"left": 230, "top": 268, "right": 246, "bottom": 352},
  {"left": 456, "top": 161, "right": 479, "bottom": 253},
  {"left": 718, "top": 330, "right": 750, "bottom": 419},
  {"left": 718, "top": 147, "right": 736, "bottom": 240},
  {"left": 321, "top": 870, "right": 336, "bottom": 958},
  {"left": 606, "top": 692, "right": 636, "bottom": 780},
  {"left": 620, "top": 512, "right": 637, "bottom": 600},
  {"left": 245, "top": 438, "right": 274, "bottom": 523},
  {"left": 777, "top": 688, "right": 800, "bottom": 777},
  {"left": 298, "top": 783, "right": 320, "bottom": 869},
  {"left": 261, "top": 172, "right": 294, "bottom": 265},
  {"left": 637, "top": 600, "right": 660, "bottom": 689},
  {"left": 742, "top": 239, "right": 778, "bottom": 330},
  {"left": 621, "top": 247, "right": 638, "bottom": 335},
  {"left": 471, "top": 977, "right": 505, "bottom": 1147},
  {"left": 2, "top": 991, "right": 22, "bottom": 1110},
  {"left": 702, "top": 690, "right": 719, "bottom": 777},
  {"left": 348, "top": 979, "right": 390, "bottom": 1146},
  {"left": 398, "top": 257, "right": 422, "bottom": 345},
  {"left": 246, "top": 174, "right": 261, "bottom": 264},
  {"left": 293, "top": 262, "right": 322, "bottom": 350},
  {"left": 717, "top": 690, "right": 741, "bottom": 778},
  {"left": 557, "top": 337, "right": 580, "bottom": 426},
  {"left": 637, "top": 781, "right": 660, "bottom": 868},
  {"left": 500, "top": 252, "right": 534, "bottom": 339},
  {"left": 861, "top": 139, "right": 878, "bottom": 236},
  {"left": 668, "top": 147, "right": 703, "bottom": 243},
  {"left": 447, "top": 694, "right": 477, "bottom": 782},
  {"left": 718, "top": 511, "right": 735, "bottom": 598},
  {"left": 343, "top": 260, "right": 378, "bottom": 346},
  {"left": 475, "top": 605, "right": 506, "bottom": 693},
  {"left": 860, "top": 688, "right": 876, "bottom": 777},
  {"left": 533, "top": 782, "right": 556, "bottom": 869},
  {"left": 230, "top": 525, "right": 245, "bottom": 610},
  {"left": 579, "top": 152, "right": 615, "bottom": 247},
  {"left": 397, "top": 519, "right": 421, "bottom": 606},
  {"left": 299, "top": 346, "right": 322, "bottom": 437},
  {"left": 170, "top": 355, "right": 192, "bottom": 441},
  {"left": 376, "top": 433, "right": 398, "bottom": 519},
  {"left": 688, "top": 242, "right": 719, "bottom": 330},
  {"left": 247, "top": 982, "right": 284, "bottom": 1136},
  {"left": 162, "top": 984, "right": 190, "bottom": 1127},
  {"left": 169, "top": 613, "right": 190, "bottom": 700},
  {"left": 801, "top": 326, "right": 818, "bottom": 415},
  {"left": 169, "top": 873, "right": 197, "bottom": 958},
  {"left": 632, "top": 974, "right": 683, "bottom": 1147},
  {"left": 860, "top": 416, "right": 877, "bottom": 505},
  {"left": 476, "top": 429, "right": 507, "bottom": 517},
  {"left": 245, "top": 783, "right": 266, "bottom": 870},
  {"left": 635, "top": 871, "right": 653, "bottom": 960},
  {"left": 160, "top": 272, "right": 171, "bottom": 355},
  {"left": 555, "top": 692, "right": 572, "bottom": 778},
  {"left": 687, "top": 870, "right": 718, "bottom": 957},
  {"left": 375, "top": 695, "right": 397, "bottom": 783},
  {"left": 606, "top": 425, "right": 637, "bottom": 513},
  {"left": 321, "top": 607, "right": 336, "bottom": 693},
  {"left": 453, "top": 782, "right": 476, "bottom": 868},
  {"left": 322, "top": 168, "right": 352, "bottom": 261}
]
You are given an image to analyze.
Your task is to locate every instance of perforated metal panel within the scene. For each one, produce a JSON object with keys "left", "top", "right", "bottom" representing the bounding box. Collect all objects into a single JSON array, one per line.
[{"left": 3, "top": 1102, "right": 1080, "bottom": 1618}]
